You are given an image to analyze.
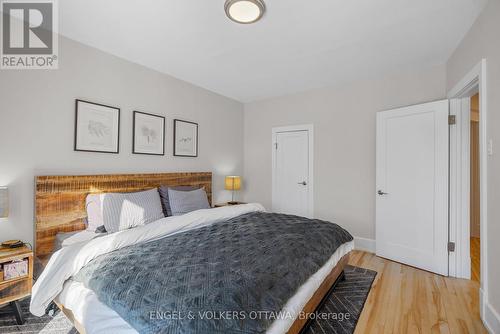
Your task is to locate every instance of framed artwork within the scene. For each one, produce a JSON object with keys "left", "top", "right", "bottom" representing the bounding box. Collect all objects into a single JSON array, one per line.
[
  {"left": 133, "top": 111, "right": 165, "bottom": 156},
  {"left": 173, "top": 119, "right": 198, "bottom": 157},
  {"left": 74, "top": 99, "right": 120, "bottom": 154}
]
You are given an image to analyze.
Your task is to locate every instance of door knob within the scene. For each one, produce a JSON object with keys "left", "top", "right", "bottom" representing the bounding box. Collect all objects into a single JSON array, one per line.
[
  {"left": 377, "top": 190, "right": 388, "bottom": 196},
  {"left": 298, "top": 181, "right": 307, "bottom": 186}
]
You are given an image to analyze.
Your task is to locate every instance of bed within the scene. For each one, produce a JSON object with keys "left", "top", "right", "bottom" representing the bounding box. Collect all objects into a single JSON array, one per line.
[{"left": 31, "top": 172, "right": 353, "bottom": 334}]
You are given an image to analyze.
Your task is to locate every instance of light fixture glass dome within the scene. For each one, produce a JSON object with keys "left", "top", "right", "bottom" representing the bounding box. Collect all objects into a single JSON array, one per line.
[{"left": 225, "top": 0, "right": 265, "bottom": 24}]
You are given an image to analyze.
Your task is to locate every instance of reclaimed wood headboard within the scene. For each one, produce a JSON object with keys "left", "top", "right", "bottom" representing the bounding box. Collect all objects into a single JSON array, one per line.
[{"left": 35, "top": 172, "right": 212, "bottom": 262}]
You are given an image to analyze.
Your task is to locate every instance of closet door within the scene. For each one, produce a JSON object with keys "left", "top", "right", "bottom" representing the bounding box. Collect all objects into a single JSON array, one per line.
[{"left": 272, "top": 127, "right": 312, "bottom": 218}]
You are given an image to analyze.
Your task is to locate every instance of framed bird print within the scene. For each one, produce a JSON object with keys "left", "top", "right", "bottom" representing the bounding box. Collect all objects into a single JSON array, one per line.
[
  {"left": 74, "top": 99, "right": 120, "bottom": 154},
  {"left": 173, "top": 119, "right": 198, "bottom": 157}
]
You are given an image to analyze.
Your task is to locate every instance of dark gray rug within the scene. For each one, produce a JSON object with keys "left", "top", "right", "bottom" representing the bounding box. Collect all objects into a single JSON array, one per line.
[
  {"left": 0, "top": 265, "right": 375, "bottom": 334},
  {"left": 0, "top": 300, "right": 76, "bottom": 334},
  {"left": 302, "top": 265, "right": 377, "bottom": 334}
]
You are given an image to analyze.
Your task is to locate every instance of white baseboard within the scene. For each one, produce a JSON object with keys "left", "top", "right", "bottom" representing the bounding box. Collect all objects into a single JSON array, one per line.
[
  {"left": 481, "top": 288, "right": 486, "bottom": 319},
  {"left": 483, "top": 297, "right": 500, "bottom": 334},
  {"left": 354, "top": 237, "right": 376, "bottom": 253}
]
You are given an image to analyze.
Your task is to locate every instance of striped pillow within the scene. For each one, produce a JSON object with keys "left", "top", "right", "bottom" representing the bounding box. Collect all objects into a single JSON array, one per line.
[
  {"left": 158, "top": 185, "right": 198, "bottom": 216},
  {"left": 85, "top": 193, "right": 104, "bottom": 232},
  {"left": 101, "top": 189, "right": 164, "bottom": 233},
  {"left": 167, "top": 188, "right": 210, "bottom": 216}
]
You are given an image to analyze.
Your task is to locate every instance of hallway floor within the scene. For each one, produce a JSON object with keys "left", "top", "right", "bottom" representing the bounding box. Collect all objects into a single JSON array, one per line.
[{"left": 471, "top": 237, "right": 480, "bottom": 283}]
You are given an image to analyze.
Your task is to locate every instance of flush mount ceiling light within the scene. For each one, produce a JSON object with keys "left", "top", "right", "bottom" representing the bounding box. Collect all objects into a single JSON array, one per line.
[{"left": 225, "top": 0, "right": 266, "bottom": 24}]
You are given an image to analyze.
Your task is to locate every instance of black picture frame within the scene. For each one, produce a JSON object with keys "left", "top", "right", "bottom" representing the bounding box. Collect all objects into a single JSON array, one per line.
[
  {"left": 173, "top": 119, "right": 198, "bottom": 157},
  {"left": 132, "top": 111, "right": 166, "bottom": 156},
  {"left": 74, "top": 99, "right": 120, "bottom": 154}
]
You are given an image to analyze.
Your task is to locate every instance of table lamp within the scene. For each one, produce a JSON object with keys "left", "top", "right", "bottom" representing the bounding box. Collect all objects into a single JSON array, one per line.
[{"left": 225, "top": 176, "right": 241, "bottom": 205}]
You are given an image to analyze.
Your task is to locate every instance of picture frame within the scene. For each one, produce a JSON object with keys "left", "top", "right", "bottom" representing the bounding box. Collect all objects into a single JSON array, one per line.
[
  {"left": 74, "top": 99, "right": 120, "bottom": 154},
  {"left": 133, "top": 111, "right": 165, "bottom": 156},
  {"left": 173, "top": 119, "right": 198, "bottom": 157}
]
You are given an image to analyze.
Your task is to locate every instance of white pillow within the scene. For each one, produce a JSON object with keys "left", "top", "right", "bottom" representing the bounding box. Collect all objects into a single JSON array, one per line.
[
  {"left": 85, "top": 193, "right": 105, "bottom": 232},
  {"left": 101, "top": 189, "right": 164, "bottom": 233}
]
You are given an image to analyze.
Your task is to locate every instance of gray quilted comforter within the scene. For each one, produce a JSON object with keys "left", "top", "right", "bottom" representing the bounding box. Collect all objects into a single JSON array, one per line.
[{"left": 73, "top": 211, "right": 353, "bottom": 334}]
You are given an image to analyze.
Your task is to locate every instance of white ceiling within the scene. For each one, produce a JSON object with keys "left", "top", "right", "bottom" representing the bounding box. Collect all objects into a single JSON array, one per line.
[{"left": 59, "top": 0, "right": 487, "bottom": 102}]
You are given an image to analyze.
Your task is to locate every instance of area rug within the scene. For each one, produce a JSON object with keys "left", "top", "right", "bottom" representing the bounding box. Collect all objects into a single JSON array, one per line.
[
  {"left": 302, "top": 265, "right": 377, "bottom": 334},
  {"left": 0, "top": 300, "right": 76, "bottom": 334},
  {"left": 0, "top": 265, "right": 376, "bottom": 334}
]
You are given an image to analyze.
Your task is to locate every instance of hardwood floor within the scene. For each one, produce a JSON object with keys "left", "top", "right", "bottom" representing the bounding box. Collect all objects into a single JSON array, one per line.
[
  {"left": 348, "top": 251, "right": 486, "bottom": 334},
  {"left": 471, "top": 237, "right": 480, "bottom": 283}
]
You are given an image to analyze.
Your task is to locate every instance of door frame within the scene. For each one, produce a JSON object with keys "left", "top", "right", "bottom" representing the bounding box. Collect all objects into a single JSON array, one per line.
[
  {"left": 272, "top": 124, "right": 314, "bottom": 218},
  {"left": 447, "top": 59, "right": 488, "bottom": 316},
  {"left": 448, "top": 98, "right": 471, "bottom": 279}
]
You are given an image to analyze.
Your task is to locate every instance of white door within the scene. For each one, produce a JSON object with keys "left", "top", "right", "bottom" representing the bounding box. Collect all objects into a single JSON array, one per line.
[
  {"left": 376, "top": 100, "right": 449, "bottom": 275},
  {"left": 272, "top": 126, "right": 313, "bottom": 218}
]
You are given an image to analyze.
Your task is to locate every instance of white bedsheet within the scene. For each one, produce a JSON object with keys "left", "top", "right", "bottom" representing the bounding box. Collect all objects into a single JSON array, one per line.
[
  {"left": 56, "top": 240, "right": 354, "bottom": 334},
  {"left": 54, "top": 230, "right": 104, "bottom": 251}
]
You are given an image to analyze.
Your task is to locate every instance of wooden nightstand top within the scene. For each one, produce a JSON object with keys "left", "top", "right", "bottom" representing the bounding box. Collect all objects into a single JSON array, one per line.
[
  {"left": 214, "top": 202, "right": 247, "bottom": 208},
  {"left": 0, "top": 246, "right": 32, "bottom": 263}
]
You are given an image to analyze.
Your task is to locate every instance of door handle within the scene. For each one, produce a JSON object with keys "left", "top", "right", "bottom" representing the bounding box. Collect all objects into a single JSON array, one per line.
[
  {"left": 377, "top": 190, "right": 389, "bottom": 196},
  {"left": 298, "top": 181, "right": 307, "bottom": 186}
]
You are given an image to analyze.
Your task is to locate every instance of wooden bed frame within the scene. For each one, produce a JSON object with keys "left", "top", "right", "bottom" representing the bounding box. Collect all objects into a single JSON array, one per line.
[
  {"left": 35, "top": 172, "right": 212, "bottom": 263},
  {"left": 34, "top": 172, "right": 348, "bottom": 334}
]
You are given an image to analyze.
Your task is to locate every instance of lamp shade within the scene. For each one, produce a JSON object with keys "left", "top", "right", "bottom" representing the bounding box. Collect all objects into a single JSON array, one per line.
[
  {"left": 225, "top": 176, "right": 241, "bottom": 191},
  {"left": 0, "top": 187, "right": 8, "bottom": 218}
]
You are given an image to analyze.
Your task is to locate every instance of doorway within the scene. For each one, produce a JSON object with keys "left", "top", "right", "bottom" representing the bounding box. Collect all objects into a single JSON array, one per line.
[
  {"left": 447, "top": 60, "right": 488, "bottom": 321},
  {"left": 470, "top": 93, "right": 480, "bottom": 282},
  {"left": 272, "top": 124, "right": 314, "bottom": 218}
]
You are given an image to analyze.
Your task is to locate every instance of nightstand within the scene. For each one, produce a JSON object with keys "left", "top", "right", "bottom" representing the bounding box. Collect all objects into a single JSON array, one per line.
[
  {"left": 0, "top": 245, "right": 33, "bottom": 325},
  {"left": 214, "top": 202, "right": 247, "bottom": 208}
]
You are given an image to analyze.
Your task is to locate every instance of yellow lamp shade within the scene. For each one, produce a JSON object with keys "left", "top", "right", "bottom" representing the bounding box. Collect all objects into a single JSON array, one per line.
[{"left": 225, "top": 176, "right": 241, "bottom": 191}]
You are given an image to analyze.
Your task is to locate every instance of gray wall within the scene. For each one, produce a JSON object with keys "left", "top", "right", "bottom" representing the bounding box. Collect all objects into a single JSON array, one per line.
[
  {"left": 447, "top": 0, "right": 500, "bottom": 327},
  {"left": 243, "top": 65, "right": 447, "bottom": 240},
  {"left": 0, "top": 36, "right": 244, "bottom": 244}
]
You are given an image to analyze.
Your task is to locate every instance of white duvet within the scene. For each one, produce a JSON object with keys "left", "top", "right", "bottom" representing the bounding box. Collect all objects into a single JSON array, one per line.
[{"left": 30, "top": 203, "right": 266, "bottom": 316}]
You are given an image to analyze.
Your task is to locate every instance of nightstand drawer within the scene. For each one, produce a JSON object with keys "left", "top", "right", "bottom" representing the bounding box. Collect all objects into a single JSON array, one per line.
[{"left": 0, "top": 278, "right": 31, "bottom": 304}]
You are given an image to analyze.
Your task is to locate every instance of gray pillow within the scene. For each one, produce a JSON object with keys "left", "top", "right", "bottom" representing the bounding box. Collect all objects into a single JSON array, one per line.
[
  {"left": 158, "top": 185, "right": 198, "bottom": 216},
  {"left": 101, "top": 189, "right": 165, "bottom": 233},
  {"left": 167, "top": 188, "right": 210, "bottom": 216}
]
